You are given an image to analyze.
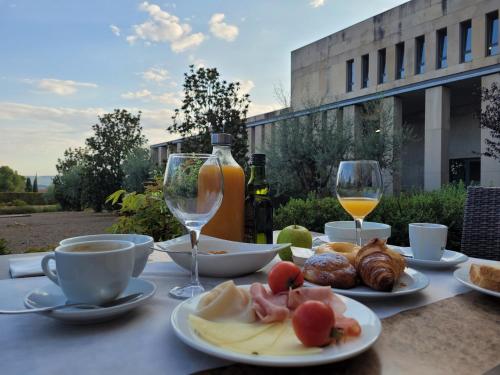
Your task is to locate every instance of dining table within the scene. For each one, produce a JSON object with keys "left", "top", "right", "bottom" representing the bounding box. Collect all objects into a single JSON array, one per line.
[{"left": 0, "top": 237, "right": 499, "bottom": 375}]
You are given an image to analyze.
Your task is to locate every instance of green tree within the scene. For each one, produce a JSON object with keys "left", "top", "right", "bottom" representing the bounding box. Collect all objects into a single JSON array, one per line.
[
  {"left": 168, "top": 65, "right": 250, "bottom": 168},
  {"left": 122, "top": 147, "right": 154, "bottom": 193},
  {"left": 25, "top": 177, "right": 33, "bottom": 192},
  {"left": 83, "top": 109, "right": 146, "bottom": 211},
  {"left": 479, "top": 82, "right": 500, "bottom": 160},
  {"left": 32, "top": 174, "right": 38, "bottom": 193},
  {"left": 53, "top": 148, "right": 87, "bottom": 210},
  {"left": 0, "top": 166, "right": 25, "bottom": 192}
]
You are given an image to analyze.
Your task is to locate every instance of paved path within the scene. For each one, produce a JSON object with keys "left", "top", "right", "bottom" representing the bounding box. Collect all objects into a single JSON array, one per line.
[{"left": 0, "top": 211, "right": 118, "bottom": 253}]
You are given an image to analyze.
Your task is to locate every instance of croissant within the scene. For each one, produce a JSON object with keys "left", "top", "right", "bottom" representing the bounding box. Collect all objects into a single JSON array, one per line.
[{"left": 354, "top": 238, "right": 406, "bottom": 291}]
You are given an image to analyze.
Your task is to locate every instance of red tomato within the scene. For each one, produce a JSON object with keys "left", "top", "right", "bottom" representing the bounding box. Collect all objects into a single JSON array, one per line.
[
  {"left": 268, "top": 261, "right": 304, "bottom": 294},
  {"left": 292, "top": 301, "right": 335, "bottom": 347}
]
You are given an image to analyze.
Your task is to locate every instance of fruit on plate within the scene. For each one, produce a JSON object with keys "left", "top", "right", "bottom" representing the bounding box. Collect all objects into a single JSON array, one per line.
[
  {"left": 277, "top": 225, "right": 313, "bottom": 255},
  {"left": 292, "top": 301, "right": 336, "bottom": 347},
  {"left": 268, "top": 261, "right": 304, "bottom": 294},
  {"left": 277, "top": 245, "right": 293, "bottom": 262}
]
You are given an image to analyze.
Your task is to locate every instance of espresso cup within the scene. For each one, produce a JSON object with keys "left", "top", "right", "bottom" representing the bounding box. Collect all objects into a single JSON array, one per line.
[
  {"left": 41, "top": 240, "right": 135, "bottom": 305},
  {"left": 408, "top": 223, "right": 448, "bottom": 261}
]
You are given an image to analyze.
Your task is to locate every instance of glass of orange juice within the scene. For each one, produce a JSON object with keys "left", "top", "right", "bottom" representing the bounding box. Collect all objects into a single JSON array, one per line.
[{"left": 336, "top": 160, "right": 383, "bottom": 246}]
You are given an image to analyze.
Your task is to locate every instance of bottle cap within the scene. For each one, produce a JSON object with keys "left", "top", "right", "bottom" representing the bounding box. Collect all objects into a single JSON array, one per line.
[
  {"left": 211, "top": 133, "right": 233, "bottom": 146},
  {"left": 250, "top": 153, "right": 266, "bottom": 166}
]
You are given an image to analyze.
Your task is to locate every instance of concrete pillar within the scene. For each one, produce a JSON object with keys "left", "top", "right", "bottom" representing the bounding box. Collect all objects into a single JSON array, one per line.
[
  {"left": 343, "top": 104, "right": 362, "bottom": 155},
  {"left": 447, "top": 23, "right": 459, "bottom": 67},
  {"left": 425, "top": 31, "right": 436, "bottom": 74},
  {"left": 254, "top": 125, "right": 264, "bottom": 153},
  {"left": 386, "top": 45, "right": 396, "bottom": 82},
  {"left": 157, "top": 146, "right": 163, "bottom": 165},
  {"left": 368, "top": 51, "right": 377, "bottom": 88},
  {"left": 406, "top": 38, "right": 415, "bottom": 77},
  {"left": 382, "top": 96, "right": 403, "bottom": 195},
  {"left": 249, "top": 127, "right": 256, "bottom": 155},
  {"left": 424, "top": 86, "right": 450, "bottom": 191},
  {"left": 472, "top": 15, "right": 486, "bottom": 61},
  {"left": 481, "top": 74, "right": 500, "bottom": 186},
  {"left": 151, "top": 147, "right": 159, "bottom": 166},
  {"left": 176, "top": 142, "right": 182, "bottom": 153}
]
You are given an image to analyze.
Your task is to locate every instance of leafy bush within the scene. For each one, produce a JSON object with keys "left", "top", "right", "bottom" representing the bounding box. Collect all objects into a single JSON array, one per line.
[
  {"left": 0, "top": 205, "right": 61, "bottom": 215},
  {"left": 274, "top": 184, "right": 466, "bottom": 250},
  {"left": 0, "top": 192, "right": 54, "bottom": 205},
  {"left": 0, "top": 238, "right": 10, "bottom": 255},
  {"left": 12, "top": 199, "right": 27, "bottom": 206},
  {"left": 106, "top": 177, "right": 183, "bottom": 241},
  {"left": 122, "top": 147, "right": 154, "bottom": 193}
]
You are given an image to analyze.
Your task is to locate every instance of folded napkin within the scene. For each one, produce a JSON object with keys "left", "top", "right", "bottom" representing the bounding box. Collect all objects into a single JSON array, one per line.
[{"left": 9, "top": 255, "right": 54, "bottom": 278}]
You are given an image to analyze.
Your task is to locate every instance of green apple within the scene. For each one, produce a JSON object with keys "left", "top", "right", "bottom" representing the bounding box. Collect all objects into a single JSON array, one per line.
[{"left": 277, "top": 225, "right": 313, "bottom": 258}]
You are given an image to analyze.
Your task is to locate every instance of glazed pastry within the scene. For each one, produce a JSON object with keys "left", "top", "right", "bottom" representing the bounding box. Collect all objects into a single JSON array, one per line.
[
  {"left": 303, "top": 253, "right": 358, "bottom": 289},
  {"left": 355, "top": 239, "right": 406, "bottom": 291},
  {"left": 316, "top": 242, "right": 360, "bottom": 266}
]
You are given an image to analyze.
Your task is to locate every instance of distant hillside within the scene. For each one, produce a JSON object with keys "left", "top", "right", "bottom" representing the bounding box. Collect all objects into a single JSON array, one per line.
[{"left": 25, "top": 176, "right": 54, "bottom": 188}]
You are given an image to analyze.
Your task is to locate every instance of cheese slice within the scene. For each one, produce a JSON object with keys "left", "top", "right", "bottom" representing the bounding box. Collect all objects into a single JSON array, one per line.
[{"left": 188, "top": 315, "right": 322, "bottom": 356}]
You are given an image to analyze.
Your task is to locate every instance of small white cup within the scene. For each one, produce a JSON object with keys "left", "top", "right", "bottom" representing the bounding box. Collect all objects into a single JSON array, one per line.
[
  {"left": 41, "top": 240, "right": 135, "bottom": 305},
  {"left": 408, "top": 223, "right": 448, "bottom": 261}
]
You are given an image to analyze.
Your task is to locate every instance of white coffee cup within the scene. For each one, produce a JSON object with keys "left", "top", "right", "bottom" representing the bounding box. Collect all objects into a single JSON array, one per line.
[
  {"left": 41, "top": 240, "right": 135, "bottom": 305},
  {"left": 408, "top": 223, "right": 448, "bottom": 261}
]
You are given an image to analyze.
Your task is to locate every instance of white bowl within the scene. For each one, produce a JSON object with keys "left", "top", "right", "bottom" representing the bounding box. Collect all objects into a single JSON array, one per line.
[
  {"left": 324, "top": 221, "right": 391, "bottom": 244},
  {"left": 157, "top": 235, "right": 289, "bottom": 278},
  {"left": 60, "top": 234, "right": 154, "bottom": 277}
]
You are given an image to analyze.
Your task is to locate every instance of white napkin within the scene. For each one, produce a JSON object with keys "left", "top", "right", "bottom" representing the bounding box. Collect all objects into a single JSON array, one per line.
[{"left": 9, "top": 255, "right": 54, "bottom": 278}]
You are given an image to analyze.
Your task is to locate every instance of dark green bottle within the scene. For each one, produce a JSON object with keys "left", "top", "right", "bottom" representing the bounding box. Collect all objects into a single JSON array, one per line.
[{"left": 245, "top": 154, "right": 273, "bottom": 244}]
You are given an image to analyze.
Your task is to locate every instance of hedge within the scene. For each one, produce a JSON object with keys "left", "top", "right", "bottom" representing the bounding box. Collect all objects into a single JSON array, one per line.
[
  {"left": 0, "top": 192, "right": 55, "bottom": 205},
  {"left": 0, "top": 204, "right": 61, "bottom": 215},
  {"left": 274, "top": 184, "right": 467, "bottom": 251}
]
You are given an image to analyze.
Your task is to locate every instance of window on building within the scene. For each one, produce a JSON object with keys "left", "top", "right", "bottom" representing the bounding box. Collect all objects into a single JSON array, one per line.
[
  {"left": 378, "top": 49, "right": 387, "bottom": 84},
  {"left": 487, "top": 11, "right": 499, "bottom": 56},
  {"left": 346, "top": 59, "right": 354, "bottom": 92},
  {"left": 437, "top": 28, "right": 448, "bottom": 69},
  {"left": 460, "top": 20, "right": 472, "bottom": 63},
  {"left": 449, "top": 158, "right": 480, "bottom": 186},
  {"left": 396, "top": 42, "right": 405, "bottom": 79},
  {"left": 415, "top": 35, "right": 426, "bottom": 74},
  {"left": 361, "top": 54, "right": 369, "bottom": 88}
]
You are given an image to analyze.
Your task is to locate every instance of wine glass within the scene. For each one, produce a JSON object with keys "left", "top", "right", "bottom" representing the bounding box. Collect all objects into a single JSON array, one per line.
[
  {"left": 336, "top": 160, "right": 383, "bottom": 246},
  {"left": 163, "top": 154, "right": 223, "bottom": 299}
]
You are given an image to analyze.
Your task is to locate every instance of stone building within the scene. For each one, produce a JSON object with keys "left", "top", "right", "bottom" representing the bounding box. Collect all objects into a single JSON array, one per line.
[{"left": 152, "top": 0, "right": 500, "bottom": 190}]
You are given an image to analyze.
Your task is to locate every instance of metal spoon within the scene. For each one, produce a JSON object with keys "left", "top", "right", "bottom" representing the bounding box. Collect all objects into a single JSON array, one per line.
[{"left": 0, "top": 292, "right": 144, "bottom": 315}]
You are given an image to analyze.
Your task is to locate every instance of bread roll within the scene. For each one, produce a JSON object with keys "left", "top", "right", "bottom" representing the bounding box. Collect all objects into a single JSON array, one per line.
[
  {"left": 316, "top": 242, "right": 360, "bottom": 265},
  {"left": 303, "top": 253, "right": 358, "bottom": 289},
  {"left": 470, "top": 264, "right": 500, "bottom": 292}
]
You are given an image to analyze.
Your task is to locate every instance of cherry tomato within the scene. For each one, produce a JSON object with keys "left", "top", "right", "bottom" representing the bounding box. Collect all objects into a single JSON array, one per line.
[
  {"left": 268, "top": 261, "right": 304, "bottom": 294},
  {"left": 292, "top": 301, "right": 335, "bottom": 347}
]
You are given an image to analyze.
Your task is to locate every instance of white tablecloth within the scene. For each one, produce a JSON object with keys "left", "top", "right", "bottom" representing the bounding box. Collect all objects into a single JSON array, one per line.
[{"left": 0, "top": 258, "right": 477, "bottom": 375}]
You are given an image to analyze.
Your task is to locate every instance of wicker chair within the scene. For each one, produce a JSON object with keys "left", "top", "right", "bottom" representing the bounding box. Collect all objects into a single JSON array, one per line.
[{"left": 461, "top": 186, "right": 500, "bottom": 260}]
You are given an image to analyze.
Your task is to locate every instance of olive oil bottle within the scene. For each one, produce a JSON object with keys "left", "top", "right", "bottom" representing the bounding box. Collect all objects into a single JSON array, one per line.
[{"left": 244, "top": 154, "right": 273, "bottom": 244}]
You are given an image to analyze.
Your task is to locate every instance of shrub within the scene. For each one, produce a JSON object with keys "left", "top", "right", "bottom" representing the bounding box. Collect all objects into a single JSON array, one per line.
[
  {"left": 0, "top": 238, "right": 10, "bottom": 255},
  {"left": 12, "top": 199, "right": 27, "bottom": 206},
  {"left": 0, "top": 192, "right": 54, "bottom": 205},
  {"left": 274, "top": 184, "right": 466, "bottom": 250},
  {"left": 0, "top": 205, "right": 61, "bottom": 215},
  {"left": 106, "top": 177, "right": 183, "bottom": 242}
]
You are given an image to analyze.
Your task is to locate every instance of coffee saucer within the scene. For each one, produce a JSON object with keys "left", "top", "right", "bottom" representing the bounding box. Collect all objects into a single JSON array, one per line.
[
  {"left": 388, "top": 246, "right": 468, "bottom": 269},
  {"left": 24, "top": 278, "right": 156, "bottom": 324}
]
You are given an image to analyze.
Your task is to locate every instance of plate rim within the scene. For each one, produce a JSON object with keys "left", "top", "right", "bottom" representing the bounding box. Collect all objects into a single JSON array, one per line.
[
  {"left": 170, "top": 285, "right": 382, "bottom": 367},
  {"left": 389, "top": 246, "right": 469, "bottom": 267},
  {"left": 306, "top": 267, "right": 429, "bottom": 299},
  {"left": 24, "top": 278, "right": 157, "bottom": 318},
  {"left": 453, "top": 266, "right": 500, "bottom": 298}
]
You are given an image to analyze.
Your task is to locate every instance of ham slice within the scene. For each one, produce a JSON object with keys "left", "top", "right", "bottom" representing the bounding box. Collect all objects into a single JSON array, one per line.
[
  {"left": 287, "top": 286, "right": 346, "bottom": 315},
  {"left": 249, "top": 283, "right": 289, "bottom": 323}
]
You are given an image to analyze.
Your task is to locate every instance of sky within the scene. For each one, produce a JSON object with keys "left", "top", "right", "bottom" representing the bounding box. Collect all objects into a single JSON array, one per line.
[{"left": 0, "top": 0, "right": 408, "bottom": 175}]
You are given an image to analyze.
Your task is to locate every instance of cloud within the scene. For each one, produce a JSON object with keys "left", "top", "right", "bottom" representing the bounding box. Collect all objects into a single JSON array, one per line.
[
  {"left": 121, "top": 89, "right": 152, "bottom": 100},
  {"left": 188, "top": 54, "right": 206, "bottom": 68},
  {"left": 110, "top": 24, "right": 120, "bottom": 36},
  {"left": 209, "top": 13, "right": 239, "bottom": 42},
  {"left": 0, "top": 102, "right": 178, "bottom": 174},
  {"left": 23, "top": 78, "right": 98, "bottom": 96},
  {"left": 309, "top": 0, "right": 325, "bottom": 7},
  {"left": 121, "top": 89, "right": 182, "bottom": 106},
  {"left": 141, "top": 67, "right": 169, "bottom": 82},
  {"left": 127, "top": 2, "right": 205, "bottom": 52},
  {"left": 237, "top": 79, "right": 255, "bottom": 95},
  {"left": 247, "top": 102, "right": 281, "bottom": 117}
]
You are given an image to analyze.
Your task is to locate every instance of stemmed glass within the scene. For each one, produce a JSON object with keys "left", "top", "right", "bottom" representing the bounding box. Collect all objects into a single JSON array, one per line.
[
  {"left": 336, "top": 160, "right": 383, "bottom": 246},
  {"left": 163, "top": 154, "right": 224, "bottom": 299}
]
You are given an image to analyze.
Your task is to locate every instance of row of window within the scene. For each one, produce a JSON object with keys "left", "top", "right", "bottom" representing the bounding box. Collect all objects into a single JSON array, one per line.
[{"left": 346, "top": 11, "right": 499, "bottom": 92}]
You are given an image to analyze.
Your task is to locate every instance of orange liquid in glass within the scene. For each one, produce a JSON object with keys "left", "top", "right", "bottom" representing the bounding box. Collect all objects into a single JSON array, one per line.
[
  {"left": 338, "top": 197, "right": 379, "bottom": 219},
  {"left": 199, "top": 164, "right": 245, "bottom": 242}
]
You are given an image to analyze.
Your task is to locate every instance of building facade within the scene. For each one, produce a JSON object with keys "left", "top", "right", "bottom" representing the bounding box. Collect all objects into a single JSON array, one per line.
[{"left": 153, "top": 0, "right": 500, "bottom": 190}]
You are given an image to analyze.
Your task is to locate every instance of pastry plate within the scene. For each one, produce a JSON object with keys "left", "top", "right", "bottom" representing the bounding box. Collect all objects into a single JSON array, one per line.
[
  {"left": 305, "top": 268, "right": 429, "bottom": 299},
  {"left": 389, "top": 246, "right": 468, "bottom": 269},
  {"left": 24, "top": 278, "right": 156, "bottom": 323},
  {"left": 453, "top": 263, "right": 500, "bottom": 298},
  {"left": 171, "top": 285, "right": 382, "bottom": 367}
]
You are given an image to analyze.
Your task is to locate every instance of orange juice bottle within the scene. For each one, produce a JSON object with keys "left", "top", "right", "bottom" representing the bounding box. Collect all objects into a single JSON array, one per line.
[{"left": 200, "top": 133, "right": 245, "bottom": 242}]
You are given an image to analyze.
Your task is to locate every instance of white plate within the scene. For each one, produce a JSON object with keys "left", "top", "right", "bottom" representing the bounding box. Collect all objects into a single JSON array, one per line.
[
  {"left": 389, "top": 246, "right": 468, "bottom": 269},
  {"left": 157, "top": 235, "right": 289, "bottom": 278},
  {"left": 306, "top": 268, "right": 429, "bottom": 299},
  {"left": 24, "top": 278, "right": 156, "bottom": 323},
  {"left": 171, "top": 285, "right": 382, "bottom": 367},
  {"left": 453, "top": 264, "right": 500, "bottom": 298}
]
